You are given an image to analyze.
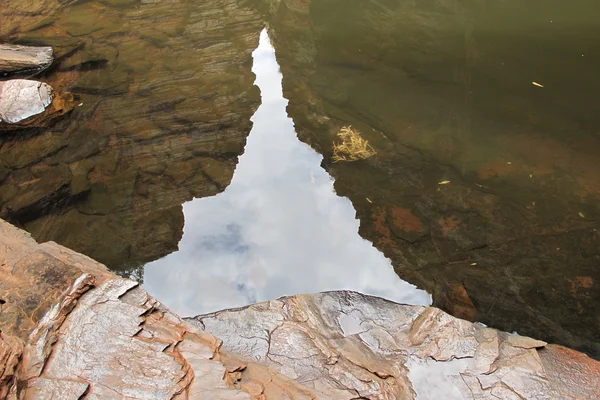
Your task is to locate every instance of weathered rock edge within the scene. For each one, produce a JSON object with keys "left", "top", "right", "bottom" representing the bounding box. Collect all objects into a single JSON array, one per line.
[
  {"left": 0, "top": 218, "right": 598, "bottom": 399},
  {"left": 0, "top": 45, "right": 53, "bottom": 76}
]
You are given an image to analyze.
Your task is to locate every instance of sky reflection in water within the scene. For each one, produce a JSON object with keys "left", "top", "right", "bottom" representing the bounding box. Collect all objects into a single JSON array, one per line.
[{"left": 143, "top": 30, "right": 431, "bottom": 317}]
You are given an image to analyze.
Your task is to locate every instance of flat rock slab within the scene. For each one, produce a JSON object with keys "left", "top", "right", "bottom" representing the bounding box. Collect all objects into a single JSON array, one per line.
[
  {"left": 0, "top": 44, "right": 53, "bottom": 75},
  {"left": 192, "top": 292, "right": 600, "bottom": 399},
  {"left": 0, "top": 79, "right": 53, "bottom": 124}
]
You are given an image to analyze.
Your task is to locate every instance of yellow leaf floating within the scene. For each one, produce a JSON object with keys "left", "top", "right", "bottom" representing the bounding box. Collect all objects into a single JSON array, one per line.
[
  {"left": 438, "top": 180, "right": 451, "bottom": 185},
  {"left": 532, "top": 81, "right": 544, "bottom": 87},
  {"left": 579, "top": 212, "right": 585, "bottom": 218}
]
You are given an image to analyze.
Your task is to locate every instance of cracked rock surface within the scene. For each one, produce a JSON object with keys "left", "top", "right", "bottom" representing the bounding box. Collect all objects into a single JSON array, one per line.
[
  {"left": 0, "top": 218, "right": 599, "bottom": 399},
  {"left": 0, "top": 80, "right": 53, "bottom": 124},
  {"left": 190, "top": 293, "right": 600, "bottom": 399}
]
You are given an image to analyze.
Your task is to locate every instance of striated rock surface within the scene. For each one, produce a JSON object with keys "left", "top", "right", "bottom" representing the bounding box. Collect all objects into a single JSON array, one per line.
[
  {"left": 0, "top": 45, "right": 53, "bottom": 76},
  {"left": 0, "top": 0, "right": 262, "bottom": 270},
  {"left": 1, "top": 218, "right": 599, "bottom": 399}
]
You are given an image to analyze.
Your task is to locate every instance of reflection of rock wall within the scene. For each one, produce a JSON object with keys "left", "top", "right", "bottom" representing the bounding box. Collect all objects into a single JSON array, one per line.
[
  {"left": 1, "top": 219, "right": 599, "bottom": 399},
  {"left": 260, "top": 0, "right": 600, "bottom": 357},
  {"left": 0, "top": 0, "right": 263, "bottom": 269}
]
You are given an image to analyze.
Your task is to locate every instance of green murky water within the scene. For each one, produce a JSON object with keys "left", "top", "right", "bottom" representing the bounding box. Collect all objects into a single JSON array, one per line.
[{"left": 1, "top": 0, "right": 599, "bottom": 357}]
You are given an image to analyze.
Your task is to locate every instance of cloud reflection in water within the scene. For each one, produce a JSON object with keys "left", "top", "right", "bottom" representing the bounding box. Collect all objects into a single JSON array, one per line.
[{"left": 143, "top": 29, "right": 431, "bottom": 317}]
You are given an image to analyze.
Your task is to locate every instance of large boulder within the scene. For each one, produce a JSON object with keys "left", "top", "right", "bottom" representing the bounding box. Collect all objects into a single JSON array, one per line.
[{"left": 0, "top": 218, "right": 598, "bottom": 399}]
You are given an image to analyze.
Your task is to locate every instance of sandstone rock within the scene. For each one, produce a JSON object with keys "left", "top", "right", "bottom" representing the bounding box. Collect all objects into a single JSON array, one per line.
[
  {"left": 0, "top": 332, "right": 22, "bottom": 399},
  {"left": 190, "top": 292, "right": 600, "bottom": 399},
  {"left": 0, "top": 219, "right": 598, "bottom": 399},
  {"left": 0, "top": 45, "right": 53, "bottom": 75}
]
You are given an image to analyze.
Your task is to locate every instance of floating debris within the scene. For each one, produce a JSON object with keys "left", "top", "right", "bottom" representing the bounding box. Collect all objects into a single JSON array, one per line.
[
  {"left": 507, "top": 161, "right": 512, "bottom": 165},
  {"left": 438, "top": 180, "right": 451, "bottom": 185},
  {"left": 78, "top": 103, "right": 84, "bottom": 107},
  {"left": 366, "top": 197, "right": 372, "bottom": 203},
  {"left": 470, "top": 263, "right": 477, "bottom": 266},
  {"left": 579, "top": 212, "right": 585, "bottom": 218},
  {"left": 332, "top": 126, "right": 377, "bottom": 163},
  {"left": 532, "top": 82, "right": 544, "bottom": 88}
]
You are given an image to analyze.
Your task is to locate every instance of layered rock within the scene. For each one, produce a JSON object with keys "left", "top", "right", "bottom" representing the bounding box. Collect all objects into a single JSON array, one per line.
[
  {"left": 0, "top": 45, "right": 53, "bottom": 76},
  {"left": 191, "top": 292, "right": 600, "bottom": 399},
  {"left": 256, "top": 0, "right": 600, "bottom": 357},
  {"left": 1, "top": 218, "right": 599, "bottom": 399},
  {"left": 0, "top": 0, "right": 263, "bottom": 270}
]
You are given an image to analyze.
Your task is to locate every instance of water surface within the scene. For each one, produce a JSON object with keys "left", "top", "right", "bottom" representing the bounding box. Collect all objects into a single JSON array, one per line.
[
  {"left": 144, "top": 30, "right": 430, "bottom": 315},
  {"left": 1, "top": 0, "right": 599, "bottom": 358}
]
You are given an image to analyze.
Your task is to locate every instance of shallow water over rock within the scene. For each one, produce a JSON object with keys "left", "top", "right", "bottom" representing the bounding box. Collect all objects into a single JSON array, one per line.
[{"left": 260, "top": 0, "right": 600, "bottom": 357}]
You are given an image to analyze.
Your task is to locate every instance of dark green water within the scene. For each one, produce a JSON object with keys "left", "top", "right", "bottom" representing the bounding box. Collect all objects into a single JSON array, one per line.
[{"left": 1, "top": 0, "right": 599, "bottom": 357}]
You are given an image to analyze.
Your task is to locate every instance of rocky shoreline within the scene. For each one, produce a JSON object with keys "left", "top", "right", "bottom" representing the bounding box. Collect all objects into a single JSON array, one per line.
[
  {"left": 1, "top": 7, "right": 600, "bottom": 399},
  {"left": 0, "top": 217, "right": 598, "bottom": 399}
]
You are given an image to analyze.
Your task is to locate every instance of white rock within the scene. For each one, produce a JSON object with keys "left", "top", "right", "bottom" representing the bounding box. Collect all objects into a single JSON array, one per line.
[{"left": 0, "top": 79, "right": 53, "bottom": 123}]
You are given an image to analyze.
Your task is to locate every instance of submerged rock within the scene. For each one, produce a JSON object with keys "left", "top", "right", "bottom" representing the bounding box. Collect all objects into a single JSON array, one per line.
[
  {"left": 261, "top": 0, "right": 600, "bottom": 358},
  {"left": 0, "top": 0, "right": 262, "bottom": 269},
  {"left": 0, "top": 218, "right": 598, "bottom": 399},
  {"left": 0, "top": 80, "right": 74, "bottom": 131},
  {"left": 0, "top": 80, "right": 53, "bottom": 124}
]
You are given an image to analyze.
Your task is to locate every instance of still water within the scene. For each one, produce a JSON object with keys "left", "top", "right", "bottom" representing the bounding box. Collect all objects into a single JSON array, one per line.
[
  {"left": 144, "top": 30, "right": 430, "bottom": 316},
  {"left": 1, "top": 0, "right": 599, "bottom": 358}
]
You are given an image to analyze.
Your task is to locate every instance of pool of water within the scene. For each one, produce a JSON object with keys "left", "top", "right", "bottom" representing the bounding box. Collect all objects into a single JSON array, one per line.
[
  {"left": 143, "top": 30, "right": 430, "bottom": 315},
  {"left": 1, "top": 0, "right": 598, "bottom": 357}
]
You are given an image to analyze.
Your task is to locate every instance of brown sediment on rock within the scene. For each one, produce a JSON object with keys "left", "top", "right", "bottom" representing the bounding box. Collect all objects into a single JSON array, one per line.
[
  {"left": 391, "top": 208, "right": 425, "bottom": 234},
  {"left": 432, "top": 280, "right": 477, "bottom": 322},
  {"left": 0, "top": 218, "right": 599, "bottom": 398}
]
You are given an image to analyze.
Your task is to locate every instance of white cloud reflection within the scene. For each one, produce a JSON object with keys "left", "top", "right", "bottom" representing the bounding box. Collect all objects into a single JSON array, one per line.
[{"left": 143, "top": 29, "right": 431, "bottom": 317}]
